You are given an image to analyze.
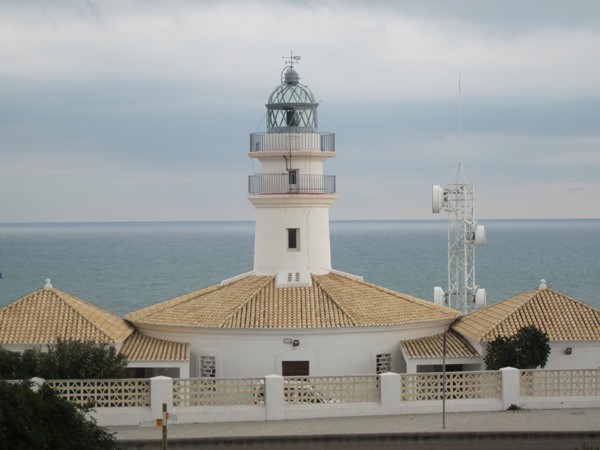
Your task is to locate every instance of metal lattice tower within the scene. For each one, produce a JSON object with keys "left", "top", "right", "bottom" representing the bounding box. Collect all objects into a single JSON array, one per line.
[{"left": 433, "top": 164, "right": 486, "bottom": 314}]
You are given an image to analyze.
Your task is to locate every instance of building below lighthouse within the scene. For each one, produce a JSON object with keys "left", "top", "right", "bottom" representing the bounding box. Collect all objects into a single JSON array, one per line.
[
  {"left": 1, "top": 59, "right": 599, "bottom": 380},
  {"left": 125, "top": 60, "right": 463, "bottom": 378}
]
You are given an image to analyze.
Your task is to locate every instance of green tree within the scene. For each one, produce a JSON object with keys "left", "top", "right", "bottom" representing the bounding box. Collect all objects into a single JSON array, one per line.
[
  {"left": 41, "top": 340, "right": 132, "bottom": 379},
  {"left": 0, "top": 380, "right": 121, "bottom": 450},
  {"left": 484, "top": 325, "right": 551, "bottom": 370},
  {"left": 512, "top": 325, "right": 552, "bottom": 369},
  {"left": 0, "top": 340, "right": 132, "bottom": 380},
  {"left": 0, "top": 349, "right": 21, "bottom": 379}
]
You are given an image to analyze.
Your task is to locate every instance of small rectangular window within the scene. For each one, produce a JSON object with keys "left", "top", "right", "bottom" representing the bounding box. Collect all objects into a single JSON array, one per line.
[
  {"left": 288, "top": 169, "right": 298, "bottom": 185},
  {"left": 199, "top": 355, "right": 216, "bottom": 378},
  {"left": 376, "top": 353, "right": 392, "bottom": 374},
  {"left": 287, "top": 228, "right": 299, "bottom": 249}
]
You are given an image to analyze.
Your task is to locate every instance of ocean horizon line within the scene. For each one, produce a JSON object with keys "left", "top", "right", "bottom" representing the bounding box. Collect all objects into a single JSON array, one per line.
[{"left": 1, "top": 217, "right": 599, "bottom": 226}]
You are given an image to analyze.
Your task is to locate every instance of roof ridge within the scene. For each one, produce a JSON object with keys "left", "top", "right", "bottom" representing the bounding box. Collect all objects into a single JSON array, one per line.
[
  {"left": 458, "top": 289, "right": 535, "bottom": 332},
  {"left": 125, "top": 281, "right": 227, "bottom": 321},
  {"left": 52, "top": 288, "right": 134, "bottom": 343},
  {"left": 325, "top": 272, "right": 460, "bottom": 317},
  {"left": 311, "top": 274, "right": 358, "bottom": 326},
  {"left": 539, "top": 287, "right": 600, "bottom": 311},
  {"left": 216, "top": 276, "right": 276, "bottom": 327}
]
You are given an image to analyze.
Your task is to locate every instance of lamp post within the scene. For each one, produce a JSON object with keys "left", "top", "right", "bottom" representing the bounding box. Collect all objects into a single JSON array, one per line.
[
  {"left": 442, "top": 317, "right": 462, "bottom": 429},
  {"left": 442, "top": 328, "right": 448, "bottom": 429}
]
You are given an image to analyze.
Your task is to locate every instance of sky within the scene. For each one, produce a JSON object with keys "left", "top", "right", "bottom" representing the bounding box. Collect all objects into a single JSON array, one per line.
[{"left": 1, "top": 0, "right": 599, "bottom": 222}]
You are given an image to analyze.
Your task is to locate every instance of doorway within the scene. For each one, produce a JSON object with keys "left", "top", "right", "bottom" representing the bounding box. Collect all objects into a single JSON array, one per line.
[{"left": 282, "top": 360, "right": 309, "bottom": 376}]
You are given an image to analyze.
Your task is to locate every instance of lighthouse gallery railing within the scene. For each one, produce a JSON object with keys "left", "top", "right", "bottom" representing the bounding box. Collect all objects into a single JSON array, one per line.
[
  {"left": 248, "top": 174, "right": 336, "bottom": 195},
  {"left": 250, "top": 131, "right": 335, "bottom": 152}
]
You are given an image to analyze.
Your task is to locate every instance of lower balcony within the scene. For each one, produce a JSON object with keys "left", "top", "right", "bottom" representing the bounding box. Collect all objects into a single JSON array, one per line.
[{"left": 248, "top": 174, "right": 336, "bottom": 195}]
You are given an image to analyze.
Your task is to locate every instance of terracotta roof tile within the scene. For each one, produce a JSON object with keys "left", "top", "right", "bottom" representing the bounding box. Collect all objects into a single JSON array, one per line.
[
  {"left": 127, "top": 272, "right": 460, "bottom": 329},
  {"left": 401, "top": 330, "right": 480, "bottom": 359},
  {"left": 452, "top": 288, "right": 600, "bottom": 342},
  {"left": 119, "top": 331, "right": 189, "bottom": 362},
  {"left": 0, "top": 287, "right": 134, "bottom": 345}
]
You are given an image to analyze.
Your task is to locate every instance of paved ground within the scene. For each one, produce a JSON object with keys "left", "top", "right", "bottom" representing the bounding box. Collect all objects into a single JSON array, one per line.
[{"left": 108, "top": 408, "right": 600, "bottom": 449}]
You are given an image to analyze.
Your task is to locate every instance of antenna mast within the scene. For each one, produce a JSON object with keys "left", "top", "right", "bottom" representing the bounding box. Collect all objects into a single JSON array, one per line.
[{"left": 432, "top": 75, "right": 486, "bottom": 314}]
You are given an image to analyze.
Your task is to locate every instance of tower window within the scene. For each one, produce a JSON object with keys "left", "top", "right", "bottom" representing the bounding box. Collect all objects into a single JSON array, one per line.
[
  {"left": 288, "top": 169, "right": 298, "bottom": 185},
  {"left": 287, "top": 228, "right": 299, "bottom": 250}
]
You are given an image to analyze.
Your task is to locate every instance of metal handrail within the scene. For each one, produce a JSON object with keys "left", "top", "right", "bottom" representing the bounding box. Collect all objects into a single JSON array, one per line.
[
  {"left": 249, "top": 131, "right": 335, "bottom": 152},
  {"left": 248, "top": 174, "right": 336, "bottom": 195}
]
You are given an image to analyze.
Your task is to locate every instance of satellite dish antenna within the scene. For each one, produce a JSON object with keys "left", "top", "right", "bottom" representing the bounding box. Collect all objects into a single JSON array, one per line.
[{"left": 432, "top": 185, "right": 445, "bottom": 214}]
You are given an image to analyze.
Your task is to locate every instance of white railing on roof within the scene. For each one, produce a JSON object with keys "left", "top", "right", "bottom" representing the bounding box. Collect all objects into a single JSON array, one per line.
[
  {"left": 46, "top": 378, "right": 150, "bottom": 407},
  {"left": 284, "top": 375, "right": 380, "bottom": 404},
  {"left": 520, "top": 369, "right": 600, "bottom": 397},
  {"left": 173, "top": 377, "right": 264, "bottom": 407},
  {"left": 400, "top": 371, "right": 502, "bottom": 401}
]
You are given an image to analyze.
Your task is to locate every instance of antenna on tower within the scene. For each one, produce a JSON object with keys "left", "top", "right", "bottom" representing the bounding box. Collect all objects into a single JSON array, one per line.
[
  {"left": 459, "top": 72, "right": 463, "bottom": 165},
  {"left": 432, "top": 74, "right": 486, "bottom": 314}
]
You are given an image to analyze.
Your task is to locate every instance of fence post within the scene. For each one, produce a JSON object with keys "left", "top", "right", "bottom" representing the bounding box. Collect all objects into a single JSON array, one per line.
[
  {"left": 379, "top": 372, "right": 402, "bottom": 415},
  {"left": 150, "top": 376, "right": 173, "bottom": 418},
  {"left": 500, "top": 367, "right": 520, "bottom": 409},
  {"left": 29, "top": 377, "right": 46, "bottom": 393},
  {"left": 264, "top": 374, "right": 284, "bottom": 421}
]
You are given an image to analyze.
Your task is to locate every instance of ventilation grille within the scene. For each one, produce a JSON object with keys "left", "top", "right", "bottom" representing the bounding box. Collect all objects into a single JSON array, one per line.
[{"left": 277, "top": 270, "right": 311, "bottom": 287}]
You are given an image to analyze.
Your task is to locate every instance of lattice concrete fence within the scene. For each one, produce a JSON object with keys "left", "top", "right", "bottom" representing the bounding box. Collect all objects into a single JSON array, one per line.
[{"left": 23, "top": 368, "right": 600, "bottom": 426}]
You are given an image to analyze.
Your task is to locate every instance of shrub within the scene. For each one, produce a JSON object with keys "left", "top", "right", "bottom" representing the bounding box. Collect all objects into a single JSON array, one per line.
[
  {"left": 484, "top": 325, "right": 551, "bottom": 370},
  {"left": 0, "top": 340, "right": 132, "bottom": 380},
  {"left": 0, "top": 380, "right": 121, "bottom": 450}
]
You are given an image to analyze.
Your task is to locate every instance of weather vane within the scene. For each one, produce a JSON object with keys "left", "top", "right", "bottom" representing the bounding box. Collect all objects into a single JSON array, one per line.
[{"left": 283, "top": 51, "right": 301, "bottom": 68}]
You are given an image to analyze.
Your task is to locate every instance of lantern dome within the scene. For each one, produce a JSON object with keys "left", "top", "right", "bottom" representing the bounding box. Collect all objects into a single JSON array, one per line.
[{"left": 266, "top": 67, "right": 318, "bottom": 133}]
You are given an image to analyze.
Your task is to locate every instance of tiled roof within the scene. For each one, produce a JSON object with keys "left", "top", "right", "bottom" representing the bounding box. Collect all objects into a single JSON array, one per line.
[
  {"left": 126, "top": 272, "right": 460, "bottom": 329},
  {"left": 452, "top": 287, "right": 600, "bottom": 342},
  {"left": 0, "top": 287, "right": 134, "bottom": 345},
  {"left": 119, "top": 331, "right": 189, "bottom": 362},
  {"left": 401, "top": 330, "right": 480, "bottom": 359}
]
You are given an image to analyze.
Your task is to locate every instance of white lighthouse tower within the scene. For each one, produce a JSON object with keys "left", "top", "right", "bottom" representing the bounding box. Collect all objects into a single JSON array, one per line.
[{"left": 248, "top": 56, "right": 337, "bottom": 286}]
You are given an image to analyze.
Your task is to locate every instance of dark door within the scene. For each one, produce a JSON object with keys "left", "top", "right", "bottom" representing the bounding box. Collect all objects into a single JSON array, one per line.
[{"left": 282, "top": 360, "right": 309, "bottom": 376}]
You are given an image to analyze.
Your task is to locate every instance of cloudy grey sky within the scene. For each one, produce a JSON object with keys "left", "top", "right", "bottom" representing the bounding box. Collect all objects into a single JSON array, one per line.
[{"left": 1, "top": 0, "right": 599, "bottom": 222}]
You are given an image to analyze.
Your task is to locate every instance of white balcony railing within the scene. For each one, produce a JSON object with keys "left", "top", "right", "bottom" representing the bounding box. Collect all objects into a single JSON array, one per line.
[
  {"left": 250, "top": 131, "right": 335, "bottom": 152},
  {"left": 248, "top": 173, "right": 335, "bottom": 195}
]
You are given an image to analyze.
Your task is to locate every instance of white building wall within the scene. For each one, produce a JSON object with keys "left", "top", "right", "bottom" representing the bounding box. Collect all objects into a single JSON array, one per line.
[
  {"left": 137, "top": 322, "right": 451, "bottom": 378},
  {"left": 252, "top": 202, "right": 334, "bottom": 275},
  {"left": 258, "top": 156, "right": 325, "bottom": 175},
  {"left": 477, "top": 341, "right": 600, "bottom": 370},
  {"left": 546, "top": 342, "right": 600, "bottom": 370}
]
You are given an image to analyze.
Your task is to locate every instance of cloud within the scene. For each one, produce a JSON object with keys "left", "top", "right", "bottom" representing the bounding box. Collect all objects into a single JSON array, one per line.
[{"left": 0, "top": 0, "right": 598, "bottom": 221}]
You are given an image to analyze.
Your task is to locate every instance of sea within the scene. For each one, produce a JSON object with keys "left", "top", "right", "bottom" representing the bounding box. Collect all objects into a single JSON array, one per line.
[{"left": 0, "top": 219, "right": 599, "bottom": 317}]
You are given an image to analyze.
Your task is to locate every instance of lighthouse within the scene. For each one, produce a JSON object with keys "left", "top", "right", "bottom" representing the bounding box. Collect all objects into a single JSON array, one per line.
[
  {"left": 126, "top": 57, "right": 461, "bottom": 379},
  {"left": 248, "top": 56, "right": 337, "bottom": 286}
]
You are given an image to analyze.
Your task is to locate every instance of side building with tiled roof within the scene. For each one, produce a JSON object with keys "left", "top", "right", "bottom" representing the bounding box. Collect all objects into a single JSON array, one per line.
[
  {"left": 451, "top": 283, "right": 600, "bottom": 370},
  {"left": 0, "top": 279, "right": 190, "bottom": 377}
]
